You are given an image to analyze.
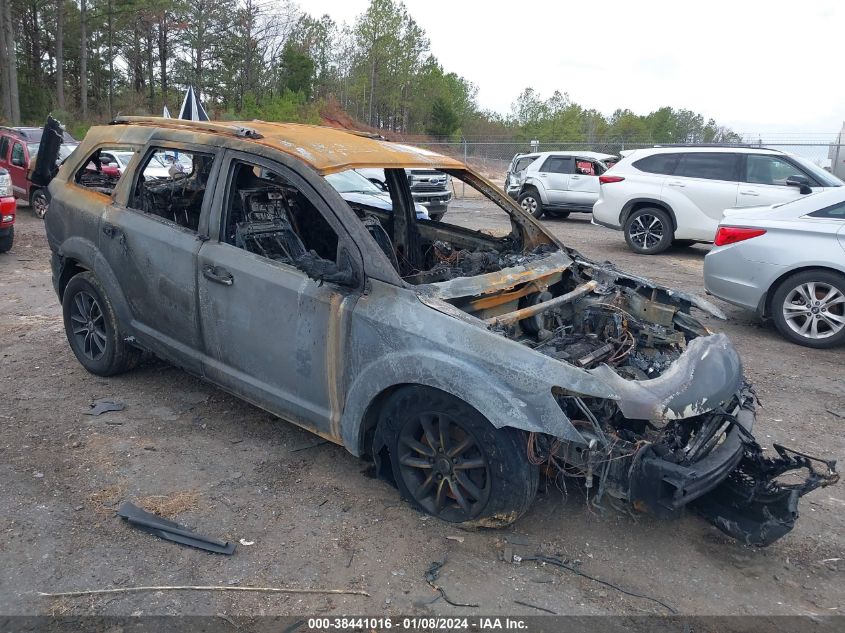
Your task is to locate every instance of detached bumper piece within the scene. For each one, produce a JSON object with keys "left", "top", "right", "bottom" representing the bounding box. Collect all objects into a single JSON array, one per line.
[{"left": 692, "top": 443, "right": 838, "bottom": 547}]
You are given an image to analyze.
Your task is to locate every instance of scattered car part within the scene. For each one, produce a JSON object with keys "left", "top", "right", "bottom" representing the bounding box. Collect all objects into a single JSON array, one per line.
[
  {"left": 84, "top": 398, "right": 125, "bottom": 416},
  {"left": 117, "top": 501, "right": 236, "bottom": 555}
]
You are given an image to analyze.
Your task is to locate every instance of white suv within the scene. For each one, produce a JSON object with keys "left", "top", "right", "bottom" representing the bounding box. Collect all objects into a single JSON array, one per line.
[
  {"left": 505, "top": 151, "right": 616, "bottom": 219},
  {"left": 592, "top": 147, "right": 843, "bottom": 254}
]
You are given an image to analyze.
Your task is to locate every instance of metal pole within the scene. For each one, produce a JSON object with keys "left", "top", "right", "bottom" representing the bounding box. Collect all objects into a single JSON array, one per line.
[{"left": 462, "top": 138, "right": 466, "bottom": 199}]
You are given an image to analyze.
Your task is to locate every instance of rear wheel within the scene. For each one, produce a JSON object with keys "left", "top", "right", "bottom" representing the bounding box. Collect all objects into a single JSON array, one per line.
[
  {"left": 62, "top": 272, "right": 141, "bottom": 375},
  {"left": 519, "top": 189, "right": 544, "bottom": 219},
  {"left": 30, "top": 188, "right": 49, "bottom": 219},
  {"left": 771, "top": 270, "right": 845, "bottom": 348},
  {"left": 0, "top": 228, "right": 12, "bottom": 253},
  {"left": 624, "top": 207, "right": 673, "bottom": 254},
  {"left": 380, "top": 386, "right": 538, "bottom": 526}
]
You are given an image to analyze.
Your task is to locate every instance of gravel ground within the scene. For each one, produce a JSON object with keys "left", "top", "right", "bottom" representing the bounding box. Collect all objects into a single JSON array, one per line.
[{"left": 1, "top": 199, "right": 843, "bottom": 618}]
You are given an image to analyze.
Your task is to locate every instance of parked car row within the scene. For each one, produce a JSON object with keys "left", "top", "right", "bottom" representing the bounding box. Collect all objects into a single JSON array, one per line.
[{"left": 504, "top": 146, "right": 845, "bottom": 348}]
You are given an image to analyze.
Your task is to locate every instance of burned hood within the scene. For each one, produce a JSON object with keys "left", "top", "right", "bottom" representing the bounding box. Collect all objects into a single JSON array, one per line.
[{"left": 588, "top": 333, "right": 743, "bottom": 422}]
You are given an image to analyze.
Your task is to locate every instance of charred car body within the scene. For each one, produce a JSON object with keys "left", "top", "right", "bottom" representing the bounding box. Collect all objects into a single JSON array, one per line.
[{"left": 40, "top": 116, "right": 837, "bottom": 546}]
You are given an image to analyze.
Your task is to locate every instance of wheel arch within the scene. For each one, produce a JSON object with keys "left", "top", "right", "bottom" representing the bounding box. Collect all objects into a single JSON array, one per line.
[
  {"left": 340, "top": 350, "right": 573, "bottom": 458},
  {"left": 621, "top": 198, "right": 677, "bottom": 231},
  {"left": 761, "top": 265, "right": 845, "bottom": 317},
  {"left": 56, "top": 236, "right": 134, "bottom": 326},
  {"left": 520, "top": 179, "right": 546, "bottom": 203}
]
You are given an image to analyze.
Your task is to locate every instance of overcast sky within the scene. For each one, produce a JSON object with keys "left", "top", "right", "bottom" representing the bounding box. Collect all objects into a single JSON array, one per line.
[{"left": 303, "top": 0, "right": 844, "bottom": 137}]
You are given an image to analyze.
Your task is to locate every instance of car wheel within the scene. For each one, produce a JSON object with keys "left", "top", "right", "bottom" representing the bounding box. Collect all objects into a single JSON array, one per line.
[
  {"left": 771, "top": 270, "right": 845, "bottom": 349},
  {"left": 380, "top": 386, "right": 538, "bottom": 526},
  {"left": 62, "top": 272, "right": 141, "bottom": 375},
  {"left": 519, "top": 190, "right": 544, "bottom": 219},
  {"left": 0, "top": 228, "right": 12, "bottom": 253},
  {"left": 30, "top": 188, "right": 49, "bottom": 219},
  {"left": 624, "top": 207, "right": 673, "bottom": 254}
]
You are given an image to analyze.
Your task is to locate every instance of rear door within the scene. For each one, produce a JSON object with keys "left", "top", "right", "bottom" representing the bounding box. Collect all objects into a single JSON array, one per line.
[
  {"left": 538, "top": 155, "right": 572, "bottom": 205},
  {"left": 669, "top": 152, "right": 740, "bottom": 227},
  {"left": 567, "top": 158, "right": 602, "bottom": 206},
  {"left": 100, "top": 142, "right": 221, "bottom": 374},
  {"left": 738, "top": 154, "right": 824, "bottom": 208},
  {"left": 196, "top": 151, "right": 363, "bottom": 439}
]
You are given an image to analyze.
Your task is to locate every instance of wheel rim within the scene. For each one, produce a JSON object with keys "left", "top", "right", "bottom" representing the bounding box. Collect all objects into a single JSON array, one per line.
[
  {"left": 629, "top": 214, "right": 664, "bottom": 250},
  {"left": 33, "top": 194, "right": 48, "bottom": 218},
  {"left": 521, "top": 196, "right": 538, "bottom": 214},
  {"left": 70, "top": 290, "right": 108, "bottom": 360},
  {"left": 397, "top": 412, "right": 491, "bottom": 521},
  {"left": 782, "top": 281, "right": 845, "bottom": 340}
]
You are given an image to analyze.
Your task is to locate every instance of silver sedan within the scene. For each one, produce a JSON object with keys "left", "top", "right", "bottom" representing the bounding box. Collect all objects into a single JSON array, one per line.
[{"left": 704, "top": 188, "right": 845, "bottom": 348}]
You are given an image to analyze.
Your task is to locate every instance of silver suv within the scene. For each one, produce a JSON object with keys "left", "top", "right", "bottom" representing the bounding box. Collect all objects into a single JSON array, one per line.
[{"left": 506, "top": 151, "right": 616, "bottom": 219}]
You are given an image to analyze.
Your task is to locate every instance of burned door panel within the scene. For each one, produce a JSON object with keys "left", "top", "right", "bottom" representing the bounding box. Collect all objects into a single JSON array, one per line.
[{"left": 197, "top": 154, "right": 360, "bottom": 439}]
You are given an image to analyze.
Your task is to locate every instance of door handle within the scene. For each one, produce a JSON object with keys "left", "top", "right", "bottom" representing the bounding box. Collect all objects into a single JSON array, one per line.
[
  {"left": 202, "top": 265, "right": 234, "bottom": 286},
  {"left": 667, "top": 180, "right": 685, "bottom": 187},
  {"left": 739, "top": 190, "right": 759, "bottom": 196}
]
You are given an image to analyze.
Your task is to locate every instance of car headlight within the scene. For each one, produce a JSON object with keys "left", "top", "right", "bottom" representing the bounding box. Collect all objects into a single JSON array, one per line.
[{"left": 0, "top": 173, "right": 11, "bottom": 198}]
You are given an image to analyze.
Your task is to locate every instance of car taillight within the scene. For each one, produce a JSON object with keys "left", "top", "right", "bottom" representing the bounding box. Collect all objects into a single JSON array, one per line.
[
  {"left": 599, "top": 175, "right": 625, "bottom": 184},
  {"left": 714, "top": 226, "right": 767, "bottom": 246}
]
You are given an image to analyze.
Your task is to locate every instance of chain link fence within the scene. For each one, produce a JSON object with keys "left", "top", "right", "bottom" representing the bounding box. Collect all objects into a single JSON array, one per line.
[{"left": 411, "top": 139, "right": 845, "bottom": 184}]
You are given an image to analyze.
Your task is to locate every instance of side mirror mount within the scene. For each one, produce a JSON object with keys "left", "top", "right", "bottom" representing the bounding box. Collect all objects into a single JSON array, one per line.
[
  {"left": 295, "top": 249, "right": 357, "bottom": 287},
  {"left": 786, "top": 174, "right": 813, "bottom": 195}
]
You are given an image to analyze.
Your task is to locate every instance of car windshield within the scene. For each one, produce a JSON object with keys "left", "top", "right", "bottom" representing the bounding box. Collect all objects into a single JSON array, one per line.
[
  {"left": 790, "top": 155, "right": 844, "bottom": 187},
  {"left": 28, "top": 142, "right": 77, "bottom": 162},
  {"left": 325, "top": 169, "right": 383, "bottom": 194}
]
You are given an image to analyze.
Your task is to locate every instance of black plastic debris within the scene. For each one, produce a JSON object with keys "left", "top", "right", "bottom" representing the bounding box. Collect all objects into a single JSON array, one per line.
[
  {"left": 117, "top": 502, "right": 236, "bottom": 555},
  {"left": 84, "top": 398, "right": 125, "bottom": 416}
]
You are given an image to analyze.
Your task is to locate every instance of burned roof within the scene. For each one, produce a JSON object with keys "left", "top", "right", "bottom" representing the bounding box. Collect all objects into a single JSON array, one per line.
[{"left": 110, "top": 116, "right": 464, "bottom": 175}]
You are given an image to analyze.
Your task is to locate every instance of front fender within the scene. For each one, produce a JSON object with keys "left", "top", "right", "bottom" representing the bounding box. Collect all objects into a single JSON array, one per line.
[{"left": 340, "top": 349, "right": 589, "bottom": 456}]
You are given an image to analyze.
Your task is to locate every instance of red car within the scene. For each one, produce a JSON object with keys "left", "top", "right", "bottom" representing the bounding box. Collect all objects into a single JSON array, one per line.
[
  {"left": 0, "top": 167, "right": 15, "bottom": 252},
  {"left": 0, "top": 125, "right": 78, "bottom": 218}
]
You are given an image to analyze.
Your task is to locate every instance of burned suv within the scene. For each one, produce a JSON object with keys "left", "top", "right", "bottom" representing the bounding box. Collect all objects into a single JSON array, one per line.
[{"left": 41, "top": 116, "right": 836, "bottom": 546}]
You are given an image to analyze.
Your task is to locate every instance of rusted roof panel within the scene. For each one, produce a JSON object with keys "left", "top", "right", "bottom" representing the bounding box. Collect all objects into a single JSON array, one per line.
[{"left": 110, "top": 117, "right": 464, "bottom": 174}]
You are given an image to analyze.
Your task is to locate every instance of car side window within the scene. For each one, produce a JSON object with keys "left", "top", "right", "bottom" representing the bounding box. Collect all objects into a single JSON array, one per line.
[
  {"left": 11, "top": 142, "right": 25, "bottom": 166},
  {"left": 632, "top": 153, "right": 679, "bottom": 175},
  {"left": 745, "top": 155, "right": 807, "bottom": 187},
  {"left": 515, "top": 156, "right": 536, "bottom": 172},
  {"left": 221, "top": 160, "right": 339, "bottom": 267},
  {"left": 128, "top": 147, "right": 215, "bottom": 232},
  {"left": 575, "top": 160, "right": 599, "bottom": 176},
  {"left": 540, "top": 156, "right": 572, "bottom": 174},
  {"left": 808, "top": 201, "right": 845, "bottom": 219},
  {"left": 74, "top": 146, "right": 136, "bottom": 196},
  {"left": 675, "top": 153, "right": 738, "bottom": 181},
  {"left": 0, "top": 137, "right": 9, "bottom": 160}
]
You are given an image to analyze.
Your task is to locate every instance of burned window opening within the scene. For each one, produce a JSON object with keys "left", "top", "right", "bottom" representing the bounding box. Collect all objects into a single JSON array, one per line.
[
  {"left": 130, "top": 148, "right": 214, "bottom": 232},
  {"left": 74, "top": 147, "right": 125, "bottom": 195},
  {"left": 223, "top": 161, "right": 339, "bottom": 274}
]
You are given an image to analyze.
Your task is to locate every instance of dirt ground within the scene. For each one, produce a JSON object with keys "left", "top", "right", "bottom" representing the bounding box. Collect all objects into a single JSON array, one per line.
[{"left": 1, "top": 197, "right": 843, "bottom": 619}]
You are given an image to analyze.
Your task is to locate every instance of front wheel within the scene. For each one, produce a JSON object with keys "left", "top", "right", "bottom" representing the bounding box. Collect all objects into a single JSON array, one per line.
[
  {"left": 62, "top": 272, "right": 141, "bottom": 375},
  {"left": 30, "top": 188, "right": 49, "bottom": 219},
  {"left": 519, "top": 190, "right": 544, "bottom": 219},
  {"left": 624, "top": 207, "right": 673, "bottom": 254},
  {"left": 380, "top": 386, "right": 538, "bottom": 526},
  {"left": 771, "top": 270, "right": 845, "bottom": 348}
]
